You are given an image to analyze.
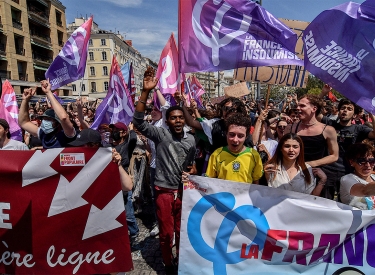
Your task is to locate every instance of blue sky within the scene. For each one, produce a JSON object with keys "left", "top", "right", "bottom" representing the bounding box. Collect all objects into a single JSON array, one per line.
[{"left": 61, "top": 0, "right": 365, "bottom": 62}]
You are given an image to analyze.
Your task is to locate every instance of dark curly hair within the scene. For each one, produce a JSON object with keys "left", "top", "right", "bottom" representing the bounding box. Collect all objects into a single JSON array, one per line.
[
  {"left": 218, "top": 97, "right": 247, "bottom": 118},
  {"left": 224, "top": 113, "right": 252, "bottom": 136}
]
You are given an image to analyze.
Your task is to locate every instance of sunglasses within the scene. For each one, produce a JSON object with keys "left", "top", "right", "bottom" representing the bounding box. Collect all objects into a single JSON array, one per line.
[
  {"left": 356, "top": 158, "right": 375, "bottom": 166},
  {"left": 277, "top": 126, "right": 287, "bottom": 129}
]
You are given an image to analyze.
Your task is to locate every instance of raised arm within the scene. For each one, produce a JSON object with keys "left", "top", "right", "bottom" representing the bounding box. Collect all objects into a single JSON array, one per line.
[
  {"left": 155, "top": 88, "right": 167, "bottom": 107},
  {"left": 112, "top": 148, "right": 133, "bottom": 191},
  {"left": 76, "top": 98, "right": 90, "bottom": 129},
  {"left": 135, "top": 67, "right": 158, "bottom": 114},
  {"left": 319, "top": 84, "right": 332, "bottom": 99},
  {"left": 19, "top": 87, "right": 39, "bottom": 137},
  {"left": 41, "top": 79, "right": 75, "bottom": 137}
]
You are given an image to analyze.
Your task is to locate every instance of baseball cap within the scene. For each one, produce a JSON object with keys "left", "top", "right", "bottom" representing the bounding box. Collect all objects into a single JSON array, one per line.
[
  {"left": 69, "top": 129, "right": 102, "bottom": 147},
  {"left": 38, "top": 109, "right": 61, "bottom": 123},
  {"left": 0, "top": 119, "right": 10, "bottom": 138},
  {"left": 109, "top": 122, "right": 128, "bottom": 132}
]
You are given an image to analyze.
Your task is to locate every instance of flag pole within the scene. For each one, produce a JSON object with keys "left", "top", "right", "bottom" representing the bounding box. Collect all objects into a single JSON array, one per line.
[{"left": 257, "top": 84, "right": 271, "bottom": 145}]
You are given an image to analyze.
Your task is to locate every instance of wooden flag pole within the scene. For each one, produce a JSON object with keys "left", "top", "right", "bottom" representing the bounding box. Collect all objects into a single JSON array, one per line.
[{"left": 257, "top": 84, "right": 271, "bottom": 145}]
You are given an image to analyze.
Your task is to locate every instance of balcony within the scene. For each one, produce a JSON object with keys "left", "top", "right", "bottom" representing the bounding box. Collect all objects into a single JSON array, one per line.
[
  {"left": 32, "top": 52, "right": 52, "bottom": 64},
  {"left": 58, "top": 40, "right": 64, "bottom": 47},
  {"left": 30, "top": 30, "right": 51, "bottom": 44},
  {"left": 57, "top": 20, "right": 63, "bottom": 27},
  {"left": 12, "top": 19, "right": 22, "bottom": 30},
  {"left": 28, "top": 5, "right": 49, "bottom": 23},
  {"left": 16, "top": 47, "right": 25, "bottom": 56},
  {"left": 0, "top": 70, "right": 11, "bottom": 79}
]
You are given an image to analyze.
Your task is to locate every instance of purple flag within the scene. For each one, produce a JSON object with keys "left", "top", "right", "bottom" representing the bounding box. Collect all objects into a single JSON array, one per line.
[
  {"left": 303, "top": 0, "right": 375, "bottom": 112},
  {"left": 179, "top": 0, "right": 303, "bottom": 73},
  {"left": 91, "top": 56, "right": 134, "bottom": 129},
  {"left": 45, "top": 17, "right": 92, "bottom": 90}
]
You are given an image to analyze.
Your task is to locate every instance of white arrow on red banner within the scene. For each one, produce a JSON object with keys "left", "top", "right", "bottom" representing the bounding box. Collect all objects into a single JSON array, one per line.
[
  {"left": 48, "top": 148, "right": 112, "bottom": 217},
  {"left": 82, "top": 191, "right": 125, "bottom": 240}
]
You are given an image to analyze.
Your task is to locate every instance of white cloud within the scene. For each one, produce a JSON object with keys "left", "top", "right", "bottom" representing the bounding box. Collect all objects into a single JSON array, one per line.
[{"left": 97, "top": 0, "right": 143, "bottom": 8}]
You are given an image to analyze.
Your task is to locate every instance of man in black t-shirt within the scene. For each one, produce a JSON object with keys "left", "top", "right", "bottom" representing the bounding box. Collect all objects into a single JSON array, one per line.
[{"left": 320, "top": 98, "right": 375, "bottom": 200}]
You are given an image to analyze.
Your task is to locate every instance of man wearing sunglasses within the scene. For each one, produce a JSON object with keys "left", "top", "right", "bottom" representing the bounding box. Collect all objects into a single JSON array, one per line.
[{"left": 319, "top": 86, "right": 375, "bottom": 201}]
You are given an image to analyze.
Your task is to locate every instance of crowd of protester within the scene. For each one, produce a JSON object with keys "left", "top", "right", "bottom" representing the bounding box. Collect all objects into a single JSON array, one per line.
[{"left": 1, "top": 67, "right": 375, "bottom": 274}]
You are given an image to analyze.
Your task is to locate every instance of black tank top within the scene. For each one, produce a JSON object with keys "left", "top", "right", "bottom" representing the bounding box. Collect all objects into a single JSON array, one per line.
[{"left": 294, "top": 121, "right": 328, "bottom": 162}]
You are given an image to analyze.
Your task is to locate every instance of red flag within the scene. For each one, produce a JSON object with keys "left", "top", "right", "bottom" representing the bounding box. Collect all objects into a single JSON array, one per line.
[
  {"left": 0, "top": 80, "right": 22, "bottom": 140},
  {"left": 328, "top": 91, "right": 337, "bottom": 102}
]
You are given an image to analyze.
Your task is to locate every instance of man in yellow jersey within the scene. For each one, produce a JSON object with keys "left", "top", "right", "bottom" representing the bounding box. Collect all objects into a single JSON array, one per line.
[{"left": 205, "top": 113, "right": 263, "bottom": 184}]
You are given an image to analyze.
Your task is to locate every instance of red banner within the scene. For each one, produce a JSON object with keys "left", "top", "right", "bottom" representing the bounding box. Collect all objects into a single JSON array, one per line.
[{"left": 0, "top": 148, "right": 133, "bottom": 274}]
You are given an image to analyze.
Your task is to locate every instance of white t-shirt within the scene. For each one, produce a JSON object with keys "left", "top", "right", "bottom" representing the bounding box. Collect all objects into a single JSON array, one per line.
[
  {"left": 268, "top": 162, "right": 316, "bottom": 194},
  {"left": 1, "top": 139, "right": 29, "bottom": 150},
  {"left": 254, "top": 138, "right": 278, "bottom": 158},
  {"left": 340, "top": 173, "right": 375, "bottom": 210}
]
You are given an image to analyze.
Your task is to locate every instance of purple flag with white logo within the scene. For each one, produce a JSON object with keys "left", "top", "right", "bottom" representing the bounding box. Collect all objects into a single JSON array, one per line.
[
  {"left": 91, "top": 56, "right": 134, "bottom": 129},
  {"left": 45, "top": 17, "right": 92, "bottom": 90},
  {"left": 303, "top": 0, "right": 375, "bottom": 113},
  {"left": 179, "top": 0, "right": 302, "bottom": 73}
]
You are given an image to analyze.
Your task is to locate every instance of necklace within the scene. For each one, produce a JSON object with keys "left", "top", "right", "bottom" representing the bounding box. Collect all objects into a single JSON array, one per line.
[{"left": 301, "top": 121, "right": 317, "bottom": 126}]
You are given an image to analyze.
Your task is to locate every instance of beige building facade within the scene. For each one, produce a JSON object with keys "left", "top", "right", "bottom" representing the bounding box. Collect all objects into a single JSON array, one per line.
[{"left": 0, "top": 0, "right": 70, "bottom": 94}]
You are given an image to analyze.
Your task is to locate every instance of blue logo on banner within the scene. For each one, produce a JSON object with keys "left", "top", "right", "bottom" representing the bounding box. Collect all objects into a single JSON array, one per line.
[{"left": 187, "top": 192, "right": 270, "bottom": 274}]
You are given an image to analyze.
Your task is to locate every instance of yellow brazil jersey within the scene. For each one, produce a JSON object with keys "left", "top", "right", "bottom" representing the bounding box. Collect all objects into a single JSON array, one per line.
[{"left": 205, "top": 146, "right": 263, "bottom": 184}]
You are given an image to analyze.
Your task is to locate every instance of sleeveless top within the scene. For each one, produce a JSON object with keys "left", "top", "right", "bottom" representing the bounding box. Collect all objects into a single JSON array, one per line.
[{"left": 294, "top": 121, "right": 328, "bottom": 162}]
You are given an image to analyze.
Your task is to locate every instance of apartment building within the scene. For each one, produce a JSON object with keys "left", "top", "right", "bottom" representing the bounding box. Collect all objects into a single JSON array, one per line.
[
  {"left": 67, "top": 17, "right": 157, "bottom": 98},
  {"left": 0, "top": 0, "right": 70, "bottom": 94}
]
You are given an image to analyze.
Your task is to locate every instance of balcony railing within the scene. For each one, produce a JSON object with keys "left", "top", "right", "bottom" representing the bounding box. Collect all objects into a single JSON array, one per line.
[
  {"left": 16, "top": 48, "right": 25, "bottom": 56},
  {"left": 0, "top": 70, "right": 11, "bottom": 79},
  {"left": 28, "top": 5, "right": 49, "bottom": 22},
  {"left": 57, "top": 20, "right": 63, "bottom": 27},
  {"left": 12, "top": 19, "right": 22, "bottom": 30},
  {"left": 58, "top": 40, "right": 64, "bottom": 46},
  {"left": 32, "top": 52, "right": 52, "bottom": 63},
  {"left": 30, "top": 30, "right": 51, "bottom": 43}
]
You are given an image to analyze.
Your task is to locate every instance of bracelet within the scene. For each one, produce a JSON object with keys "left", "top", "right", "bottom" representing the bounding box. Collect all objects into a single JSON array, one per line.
[
  {"left": 318, "top": 181, "right": 325, "bottom": 186},
  {"left": 138, "top": 99, "right": 146, "bottom": 104}
]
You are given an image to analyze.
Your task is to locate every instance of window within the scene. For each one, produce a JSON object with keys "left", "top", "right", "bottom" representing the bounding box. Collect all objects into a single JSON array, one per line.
[
  {"left": 102, "top": 51, "right": 107, "bottom": 60},
  {"left": 91, "top": 82, "right": 96, "bottom": 92},
  {"left": 81, "top": 84, "right": 85, "bottom": 92},
  {"left": 72, "top": 84, "right": 76, "bottom": 91},
  {"left": 103, "top": 66, "right": 108, "bottom": 76},
  {"left": 101, "top": 39, "right": 106, "bottom": 46},
  {"left": 89, "top": 52, "right": 94, "bottom": 60},
  {"left": 90, "top": 67, "right": 95, "bottom": 76},
  {"left": 104, "top": 81, "right": 109, "bottom": 91}
]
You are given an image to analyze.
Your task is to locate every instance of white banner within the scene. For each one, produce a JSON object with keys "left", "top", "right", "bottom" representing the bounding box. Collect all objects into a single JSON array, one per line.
[{"left": 179, "top": 176, "right": 375, "bottom": 275}]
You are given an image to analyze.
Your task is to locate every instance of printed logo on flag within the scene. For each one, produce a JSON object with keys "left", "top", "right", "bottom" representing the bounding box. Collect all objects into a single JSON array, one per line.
[
  {"left": 60, "top": 153, "right": 85, "bottom": 166},
  {"left": 179, "top": 0, "right": 303, "bottom": 72}
]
